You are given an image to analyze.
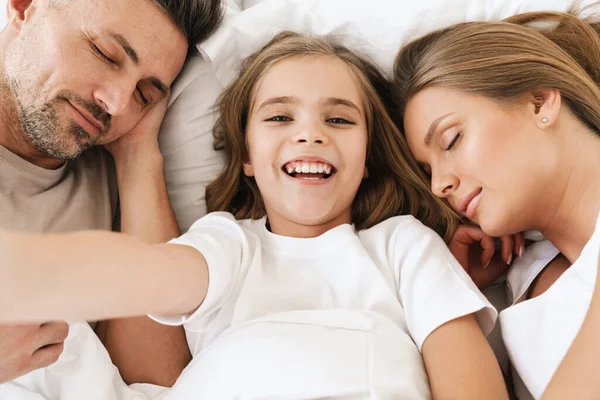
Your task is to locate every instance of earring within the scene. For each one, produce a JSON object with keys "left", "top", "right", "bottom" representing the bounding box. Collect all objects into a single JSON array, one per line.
[{"left": 542, "top": 117, "right": 548, "bottom": 123}]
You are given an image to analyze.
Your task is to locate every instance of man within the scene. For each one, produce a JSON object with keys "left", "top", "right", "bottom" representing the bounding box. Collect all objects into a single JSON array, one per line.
[{"left": 0, "top": 0, "right": 222, "bottom": 387}]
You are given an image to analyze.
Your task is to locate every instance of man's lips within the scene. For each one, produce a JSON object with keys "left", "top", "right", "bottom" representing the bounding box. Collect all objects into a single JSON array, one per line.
[{"left": 67, "top": 100, "right": 105, "bottom": 133}]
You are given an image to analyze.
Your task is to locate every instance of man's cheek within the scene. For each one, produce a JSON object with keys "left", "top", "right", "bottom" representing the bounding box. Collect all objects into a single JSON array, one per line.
[{"left": 104, "top": 119, "right": 140, "bottom": 141}]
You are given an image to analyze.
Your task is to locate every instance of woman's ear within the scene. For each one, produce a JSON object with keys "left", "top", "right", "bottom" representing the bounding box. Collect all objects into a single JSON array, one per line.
[{"left": 530, "top": 88, "right": 561, "bottom": 130}]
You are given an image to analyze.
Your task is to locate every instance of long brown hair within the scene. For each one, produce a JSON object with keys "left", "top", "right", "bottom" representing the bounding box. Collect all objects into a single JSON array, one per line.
[
  {"left": 393, "top": 5, "right": 600, "bottom": 135},
  {"left": 392, "top": 5, "right": 600, "bottom": 225},
  {"left": 206, "top": 31, "right": 458, "bottom": 239}
]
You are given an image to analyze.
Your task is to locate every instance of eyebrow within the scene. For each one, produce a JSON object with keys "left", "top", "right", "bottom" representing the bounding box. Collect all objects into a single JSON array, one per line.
[
  {"left": 256, "top": 96, "right": 362, "bottom": 114},
  {"left": 108, "top": 32, "right": 169, "bottom": 95},
  {"left": 424, "top": 113, "right": 454, "bottom": 146},
  {"left": 324, "top": 97, "right": 362, "bottom": 114},
  {"left": 110, "top": 33, "right": 139, "bottom": 65},
  {"left": 257, "top": 96, "right": 296, "bottom": 112}
]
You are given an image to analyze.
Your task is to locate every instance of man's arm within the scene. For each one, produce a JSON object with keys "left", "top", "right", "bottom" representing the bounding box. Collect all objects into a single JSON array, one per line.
[{"left": 97, "top": 98, "right": 192, "bottom": 387}]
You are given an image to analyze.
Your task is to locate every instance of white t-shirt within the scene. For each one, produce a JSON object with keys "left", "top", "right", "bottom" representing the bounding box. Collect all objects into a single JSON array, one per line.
[
  {"left": 152, "top": 212, "right": 495, "bottom": 399},
  {"left": 500, "top": 211, "right": 600, "bottom": 399}
]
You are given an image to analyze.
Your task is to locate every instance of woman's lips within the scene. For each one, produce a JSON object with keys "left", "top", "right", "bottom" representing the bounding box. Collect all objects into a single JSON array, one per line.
[{"left": 455, "top": 188, "right": 483, "bottom": 219}]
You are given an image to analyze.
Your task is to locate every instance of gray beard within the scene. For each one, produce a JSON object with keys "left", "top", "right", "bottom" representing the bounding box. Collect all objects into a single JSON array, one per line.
[
  {"left": 20, "top": 99, "right": 94, "bottom": 160},
  {"left": 6, "top": 75, "right": 110, "bottom": 160}
]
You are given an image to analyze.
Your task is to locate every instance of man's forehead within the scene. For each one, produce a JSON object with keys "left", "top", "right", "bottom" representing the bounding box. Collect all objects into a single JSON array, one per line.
[
  {"left": 81, "top": 0, "right": 181, "bottom": 40},
  {"left": 75, "top": 0, "right": 188, "bottom": 84}
]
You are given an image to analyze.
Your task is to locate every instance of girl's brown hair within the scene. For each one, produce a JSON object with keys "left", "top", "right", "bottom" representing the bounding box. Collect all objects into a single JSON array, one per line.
[{"left": 206, "top": 31, "right": 458, "bottom": 240}]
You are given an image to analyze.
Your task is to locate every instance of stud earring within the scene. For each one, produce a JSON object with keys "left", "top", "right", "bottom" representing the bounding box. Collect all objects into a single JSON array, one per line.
[{"left": 542, "top": 117, "right": 548, "bottom": 123}]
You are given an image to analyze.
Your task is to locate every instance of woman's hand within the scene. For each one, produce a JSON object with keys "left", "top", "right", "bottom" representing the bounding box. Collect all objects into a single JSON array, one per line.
[{"left": 449, "top": 225, "right": 525, "bottom": 290}]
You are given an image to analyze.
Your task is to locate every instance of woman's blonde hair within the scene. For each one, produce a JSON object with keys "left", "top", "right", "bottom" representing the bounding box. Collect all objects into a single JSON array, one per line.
[
  {"left": 392, "top": 5, "right": 600, "bottom": 226},
  {"left": 393, "top": 5, "right": 600, "bottom": 135},
  {"left": 206, "top": 31, "right": 458, "bottom": 240}
]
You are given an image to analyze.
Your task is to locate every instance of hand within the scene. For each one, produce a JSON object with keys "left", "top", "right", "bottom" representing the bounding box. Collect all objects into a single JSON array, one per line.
[
  {"left": 449, "top": 225, "right": 525, "bottom": 290},
  {"left": 0, "top": 322, "right": 69, "bottom": 383},
  {"left": 104, "top": 97, "right": 170, "bottom": 161}
]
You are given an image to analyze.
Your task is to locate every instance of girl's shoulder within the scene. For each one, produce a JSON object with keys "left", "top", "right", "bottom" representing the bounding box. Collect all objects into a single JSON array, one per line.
[
  {"left": 361, "top": 214, "right": 433, "bottom": 238},
  {"left": 185, "top": 212, "right": 266, "bottom": 240},
  {"left": 359, "top": 215, "right": 448, "bottom": 254},
  {"left": 187, "top": 211, "right": 239, "bottom": 230}
]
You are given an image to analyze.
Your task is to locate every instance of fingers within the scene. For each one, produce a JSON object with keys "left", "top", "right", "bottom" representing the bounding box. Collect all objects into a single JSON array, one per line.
[
  {"left": 450, "top": 225, "right": 495, "bottom": 268},
  {"left": 498, "top": 232, "right": 526, "bottom": 265},
  {"left": 498, "top": 235, "right": 514, "bottom": 265},
  {"left": 37, "top": 321, "right": 69, "bottom": 349},
  {"left": 452, "top": 225, "right": 528, "bottom": 270},
  {"left": 30, "top": 342, "right": 65, "bottom": 370},
  {"left": 475, "top": 235, "right": 495, "bottom": 269},
  {"left": 514, "top": 232, "right": 525, "bottom": 258}
]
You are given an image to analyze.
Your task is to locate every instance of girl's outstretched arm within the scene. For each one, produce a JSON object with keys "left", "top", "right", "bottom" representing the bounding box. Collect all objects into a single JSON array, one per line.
[
  {"left": 0, "top": 230, "right": 208, "bottom": 323},
  {"left": 422, "top": 314, "right": 509, "bottom": 400}
]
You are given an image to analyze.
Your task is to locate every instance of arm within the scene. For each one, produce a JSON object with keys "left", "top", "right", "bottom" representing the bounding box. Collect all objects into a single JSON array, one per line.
[
  {"left": 422, "top": 314, "right": 509, "bottom": 400},
  {"left": 395, "top": 220, "right": 508, "bottom": 399},
  {"left": 541, "top": 253, "right": 600, "bottom": 399},
  {"left": 99, "top": 97, "right": 192, "bottom": 386},
  {"left": 0, "top": 229, "right": 208, "bottom": 323}
]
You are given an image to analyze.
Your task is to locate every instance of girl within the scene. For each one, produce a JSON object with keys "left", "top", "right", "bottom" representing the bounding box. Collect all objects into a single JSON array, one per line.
[
  {"left": 394, "top": 7, "right": 600, "bottom": 400},
  {"left": 0, "top": 32, "right": 507, "bottom": 399}
]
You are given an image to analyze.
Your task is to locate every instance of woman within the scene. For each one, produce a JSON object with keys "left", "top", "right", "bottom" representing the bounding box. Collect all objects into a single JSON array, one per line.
[{"left": 393, "top": 7, "right": 600, "bottom": 399}]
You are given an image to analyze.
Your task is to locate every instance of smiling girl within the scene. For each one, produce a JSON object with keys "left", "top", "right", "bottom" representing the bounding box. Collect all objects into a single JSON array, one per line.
[{"left": 0, "top": 32, "right": 507, "bottom": 399}]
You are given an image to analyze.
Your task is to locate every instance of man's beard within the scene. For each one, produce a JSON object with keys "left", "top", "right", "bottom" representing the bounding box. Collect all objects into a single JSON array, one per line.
[
  {"left": 21, "top": 98, "right": 95, "bottom": 159},
  {"left": 11, "top": 81, "right": 112, "bottom": 160}
]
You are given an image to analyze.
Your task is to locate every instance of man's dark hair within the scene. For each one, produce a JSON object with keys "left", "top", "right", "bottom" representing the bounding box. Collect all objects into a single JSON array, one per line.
[{"left": 153, "top": 0, "right": 224, "bottom": 48}]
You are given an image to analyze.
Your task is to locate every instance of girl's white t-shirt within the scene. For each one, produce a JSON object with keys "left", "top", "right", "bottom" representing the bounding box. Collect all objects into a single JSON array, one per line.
[
  {"left": 152, "top": 212, "right": 495, "bottom": 399},
  {"left": 500, "top": 211, "right": 600, "bottom": 399}
]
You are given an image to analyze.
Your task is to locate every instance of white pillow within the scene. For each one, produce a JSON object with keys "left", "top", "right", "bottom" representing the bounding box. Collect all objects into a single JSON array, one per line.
[
  {"left": 163, "top": 0, "right": 585, "bottom": 232},
  {"left": 159, "top": 53, "right": 225, "bottom": 232},
  {"left": 200, "top": 0, "right": 581, "bottom": 87}
]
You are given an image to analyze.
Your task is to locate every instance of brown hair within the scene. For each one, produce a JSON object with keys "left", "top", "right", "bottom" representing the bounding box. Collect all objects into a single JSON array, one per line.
[
  {"left": 393, "top": 5, "right": 600, "bottom": 136},
  {"left": 206, "top": 31, "right": 458, "bottom": 239},
  {"left": 392, "top": 5, "right": 600, "bottom": 226}
]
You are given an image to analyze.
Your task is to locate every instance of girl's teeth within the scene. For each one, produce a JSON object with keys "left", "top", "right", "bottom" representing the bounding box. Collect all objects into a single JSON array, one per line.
[{"left": 285, "top": 161, "right": 334, "bottom": 175}]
